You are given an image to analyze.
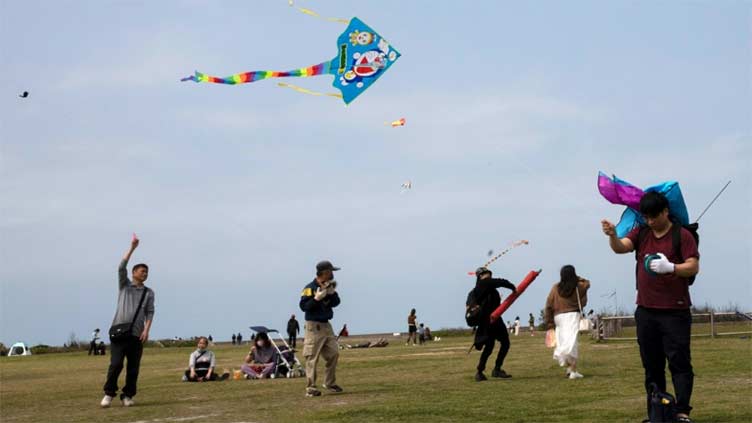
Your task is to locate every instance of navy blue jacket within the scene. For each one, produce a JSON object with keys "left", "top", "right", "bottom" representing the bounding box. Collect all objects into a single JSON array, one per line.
[{"left": 299, "top": 279, "right": 341, "bottom": 322}]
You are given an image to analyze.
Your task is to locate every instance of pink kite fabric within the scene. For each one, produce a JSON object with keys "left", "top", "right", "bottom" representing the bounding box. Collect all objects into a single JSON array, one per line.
[{"left": 597, "top": 171, "right": 644, "bottom": 210}]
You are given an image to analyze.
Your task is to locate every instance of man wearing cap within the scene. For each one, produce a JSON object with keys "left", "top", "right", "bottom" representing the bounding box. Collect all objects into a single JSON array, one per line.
[
  {"left": 469, "top": 267, "right": 516, "bottom": 381},
  {"left": 299, "top": 260, "right": 343, "bottom": 397}
]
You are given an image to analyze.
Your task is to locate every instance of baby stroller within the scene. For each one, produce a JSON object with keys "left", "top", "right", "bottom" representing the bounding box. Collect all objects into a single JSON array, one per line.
[{"left": 249, "top": 326, "right": 305, "bottom": 378}]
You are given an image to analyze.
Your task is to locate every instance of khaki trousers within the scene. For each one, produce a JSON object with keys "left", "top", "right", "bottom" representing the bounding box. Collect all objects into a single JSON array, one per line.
[{"left": 303, "top": 321, "right": 339, "bottom": 388}]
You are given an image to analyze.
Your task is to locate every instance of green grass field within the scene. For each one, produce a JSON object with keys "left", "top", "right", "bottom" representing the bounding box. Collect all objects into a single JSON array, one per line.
[{"left": 1, "top": 331, "right": 750, "bottom": 422}]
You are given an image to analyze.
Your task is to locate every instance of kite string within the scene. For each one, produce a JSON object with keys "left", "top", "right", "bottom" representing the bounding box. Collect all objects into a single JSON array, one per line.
[
  {"left": 694, "top": 180, "right": 731, "bottom": 223},
  {"left": 288, "top": 0, "right": 349, "bottom": 24},
  {"left": 483, "top": 240, "right": 529, "bottom": 268},
  {"left": 277, "top": 82, "right": 343, "bottom": 99}
]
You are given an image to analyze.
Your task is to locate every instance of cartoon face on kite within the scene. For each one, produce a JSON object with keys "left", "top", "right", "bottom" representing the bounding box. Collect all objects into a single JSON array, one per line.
[
  {"left": 350, "top": 30, "right": 374, "bottom": 46},
  {"left": 181, "top": 17, "right": 400, "bottom": 105},
  {"left": 340, "top": 50, "right": 389, "bottom": 88},
  {"left": 353, "top": 51, "right": 385, "bottom": 76}
]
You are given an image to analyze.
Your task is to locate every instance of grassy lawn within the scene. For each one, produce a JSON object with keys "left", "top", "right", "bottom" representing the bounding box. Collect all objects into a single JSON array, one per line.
[{"left": 1, "top": 332, "right": 750, "bottom": 422}]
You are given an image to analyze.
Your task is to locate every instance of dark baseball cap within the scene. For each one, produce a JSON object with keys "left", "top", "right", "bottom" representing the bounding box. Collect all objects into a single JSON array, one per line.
[
  {"left": 316, "top": 260, "right": 341, "bottom": 272},
  {"left": 475, "top": 267, "right": 491, "bottom": 276}
]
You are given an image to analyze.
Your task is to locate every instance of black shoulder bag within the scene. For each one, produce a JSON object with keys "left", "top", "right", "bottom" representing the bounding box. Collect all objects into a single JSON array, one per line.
[{"left": 109, "top": 288, "right": 148, "bottom": 342}]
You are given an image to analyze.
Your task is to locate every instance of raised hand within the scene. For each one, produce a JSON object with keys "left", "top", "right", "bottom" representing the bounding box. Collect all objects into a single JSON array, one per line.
[
  {"left": 314, "top": 287, "right": 327, "bottom": 301},
  {"left": 601, "top": 220, "right": 616, "bottom": 237}
]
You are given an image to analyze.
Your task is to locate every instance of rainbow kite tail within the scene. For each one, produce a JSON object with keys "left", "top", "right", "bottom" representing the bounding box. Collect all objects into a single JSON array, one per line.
[{"left": 180, "top": 62, "right": 332, "bottom": 85}]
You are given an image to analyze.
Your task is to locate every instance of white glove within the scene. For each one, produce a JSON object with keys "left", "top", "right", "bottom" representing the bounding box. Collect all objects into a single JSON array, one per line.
[
  {"left": 314, "top": 287, "right": 327, "bottom": 301},
  {"left": 649, "top": 253, "right": 675, "bottom": 274}
]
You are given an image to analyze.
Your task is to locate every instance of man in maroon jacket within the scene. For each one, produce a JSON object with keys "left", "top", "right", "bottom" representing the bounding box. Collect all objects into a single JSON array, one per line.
[{"left": 602, "top": 191, "right": 699, "bottom": 423}]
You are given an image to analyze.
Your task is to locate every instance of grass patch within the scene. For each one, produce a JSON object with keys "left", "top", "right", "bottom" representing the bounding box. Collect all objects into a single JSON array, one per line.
[{"left": 1, "top": 333, "right": 750, "bottom": 422}]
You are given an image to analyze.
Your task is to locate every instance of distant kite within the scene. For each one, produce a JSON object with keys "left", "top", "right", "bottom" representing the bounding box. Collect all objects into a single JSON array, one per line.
[
  {"left": 386, "top": 118, "right": 406, "bottom": 127},
  {"left": 467, "top": 240, "right": 529, "bottom": 276},
  {"left": 19, "top": 91, "right": 28, "bottom": 98},
  {"left": 400, "top": 180, "right": 412, "bottom": 194}
]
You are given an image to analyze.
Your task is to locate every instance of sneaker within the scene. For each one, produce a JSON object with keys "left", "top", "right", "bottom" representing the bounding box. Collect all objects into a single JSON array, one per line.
[
  {"left": 305, "top": 388, "right": 322, "bottom": 397},
  {"left": 474, "top": 372, "right": 487, "bottom": 382},
  {"left": 491, "top": 368, "right": 512, "bottom": 378},
  {"left": 121, "top": 396, "right": 135, "bottom": 407},
  {"left": 675, "top": 416, "right": 694, "bottom": 423},
  {"left": 182, "top": 374, "right": 188, "bottom": 382},
  {"left": 568, "top": 371, "right": 584, "bottom": 379},
  {"left": 219, "top": 372, "right": 230, "bottom": 381},
  {"left": 100, "top": 395, "right": 114, "bottom": 408},
  {"left": 323, "top": 384, "right": 343, "bottom": 393}
]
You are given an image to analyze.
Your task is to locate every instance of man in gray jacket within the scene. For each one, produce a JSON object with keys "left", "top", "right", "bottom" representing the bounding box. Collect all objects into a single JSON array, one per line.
[{"left": 101, "top": 235, "right": 155, "bottom": 408}]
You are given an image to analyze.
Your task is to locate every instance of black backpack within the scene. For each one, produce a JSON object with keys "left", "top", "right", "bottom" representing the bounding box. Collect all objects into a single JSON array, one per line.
[
  {"left": 634, "top": 220, "right": 699, "bottom": 286},
  {"left": 465, "top": 288, "right": 487, "bottom": 327},
  {"left": 647, "top": 383, "right": 677, "bottom": 423}
]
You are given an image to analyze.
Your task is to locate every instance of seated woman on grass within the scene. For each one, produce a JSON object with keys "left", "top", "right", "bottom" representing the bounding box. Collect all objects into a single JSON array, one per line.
[
  {"left": 183, "top": 336, "right": 229, "bottom": 382},
  {"left": 241, "top": 332, "right": 278, "bottom": 379}
]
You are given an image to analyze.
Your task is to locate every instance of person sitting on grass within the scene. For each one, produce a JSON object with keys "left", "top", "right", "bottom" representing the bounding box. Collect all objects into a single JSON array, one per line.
[
  {"left": 241, "top": 332, "right": 278, "bottom": 379},
  {"left": 346, "top": 338, "right": 389, "bottom": 349},
  {"left": 424, "top": 326, "right": 433, "bottom": 341},
  {"left": 183, "top": 336, "right": 229, "bottom": 382}
]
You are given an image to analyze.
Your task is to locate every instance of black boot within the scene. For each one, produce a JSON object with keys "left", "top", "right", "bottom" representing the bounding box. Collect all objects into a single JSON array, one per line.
[
  {"left": 491, "top": 368, "right": 512, "bottom": 378},
  {"left": 475, "top": 371, "right": 487, "bottom": 382}
]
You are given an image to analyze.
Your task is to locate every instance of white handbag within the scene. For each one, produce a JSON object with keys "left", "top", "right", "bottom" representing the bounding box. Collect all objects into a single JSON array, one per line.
[{"left": 576, "top": 286, "right": 593, "bottom": 332}]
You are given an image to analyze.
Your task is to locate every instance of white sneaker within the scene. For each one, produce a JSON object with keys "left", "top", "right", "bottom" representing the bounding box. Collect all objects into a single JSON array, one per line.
[
  {"left": 100, "top": 395, "right": 114, "bottom": 408},
  {"left": 122, "top": 396, "right": 135, "bottom": 407},
  {"left": 568, "top": 371, "right": 584, "bottom": 379}
]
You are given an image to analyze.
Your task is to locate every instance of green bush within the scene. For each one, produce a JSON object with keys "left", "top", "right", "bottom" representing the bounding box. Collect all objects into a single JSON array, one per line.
[
  {"left": 31, "top": 345, "right": 51, "bottom": 354},
  {"left": 432, "top": 327, "right": 473, "bottom": 338},
  {"left": 151, "top": 339, "right": 199, "bottom": 348}
]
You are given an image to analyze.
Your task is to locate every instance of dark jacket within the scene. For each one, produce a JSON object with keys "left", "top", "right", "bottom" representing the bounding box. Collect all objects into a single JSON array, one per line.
[
  {"left": 470, "top": 277, "right": 516, "bottom": 347},
  {"left": 299, "top": 279, "right": 341, "bottom": 322},
  {"left": 287, "top": 318, "right": 300, "bottom": 335}
]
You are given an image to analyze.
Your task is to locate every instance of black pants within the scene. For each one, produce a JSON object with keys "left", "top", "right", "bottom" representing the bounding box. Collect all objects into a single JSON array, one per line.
[
  {"left": 477, "top": 323, "right": 511, "bottom": 372},
  {"left": 288, "top": 333, "right": 297, "bottom": 348},
  {"left": 103, "top": 336, "right": 143, "bottom": 399},
  {"left": 89, "top": 341, "right": 98, "bottom": 355},
  {"left": 184, "top": 367, "right": 218, "bottom": 381},
  {"left": 635, "top": 306, "right": 693, "bottom": 416}
]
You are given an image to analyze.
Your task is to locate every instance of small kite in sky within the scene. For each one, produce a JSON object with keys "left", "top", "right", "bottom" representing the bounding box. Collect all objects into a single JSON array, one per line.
[
  {"left": 182, "top": 14, "right": 400, "bottom": 105},
  {"left": 386, "top": 118, "right": 406, "bottom": 127},
  {"left": 467, "top": 240, "right": 529, "bottom": 275},
  {"left": 19, "top": 91, "right": 28, "bottom": 98},
  {"left": 400, "top": 180, "right": 412, "bottom": 194}
]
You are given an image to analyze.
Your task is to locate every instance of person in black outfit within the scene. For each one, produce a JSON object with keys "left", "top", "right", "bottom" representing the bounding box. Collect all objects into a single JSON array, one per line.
[
  {"left": 89, "top": 328, "right": 101, "bottom": 355},
  {"left": 287, "top": 314, "right": 300, "bottom": 348},
  {"left": 469, "top": 267, "right": 516, "bottom": 381},
  {"left": 232, "top": 334, "right": 236, "bottom": 345}
]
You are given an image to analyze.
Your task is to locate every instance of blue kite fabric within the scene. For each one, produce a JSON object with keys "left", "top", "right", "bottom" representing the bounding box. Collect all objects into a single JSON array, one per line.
[
  {"left": 332, "top": 17, "right": 401, "bottom": 104},
  {"left": 597, "top": 172, "right": 690, "bottom": 238}
]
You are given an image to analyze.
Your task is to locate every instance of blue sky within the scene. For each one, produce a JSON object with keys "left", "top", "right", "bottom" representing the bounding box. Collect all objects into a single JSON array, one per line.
[{"left": 1, "top": 1, "right": 750, "bottom": 345}]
